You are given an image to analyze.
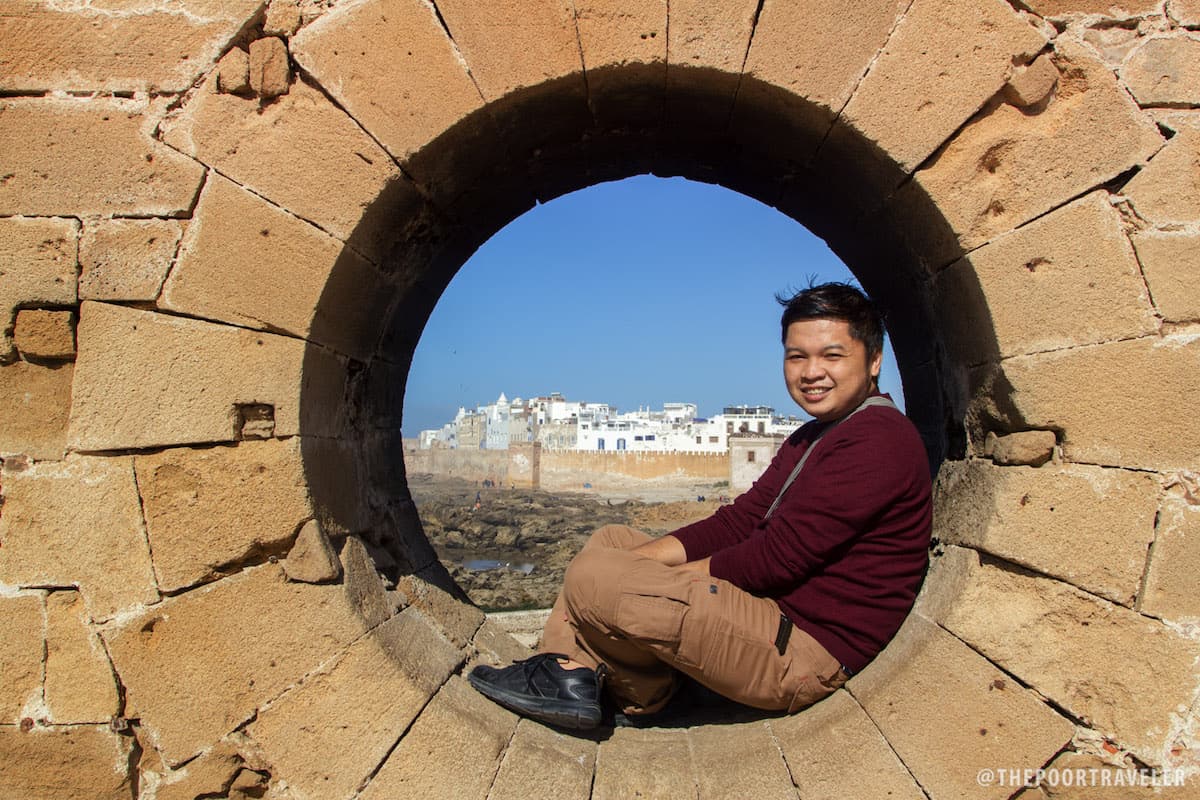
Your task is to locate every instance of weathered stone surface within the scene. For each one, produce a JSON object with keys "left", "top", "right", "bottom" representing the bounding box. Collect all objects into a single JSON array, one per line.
[
  {"left": 13, "top": 309, "right": 74, "bottom": 360},
  {"left": 934, "top": 460, "right": 1157, "bottom": 604},
  {"left": 1023, "top": 0, "right": 1161, "bottom": 15},
  {"left": 0, "top": 217, "right": 77, "bottom": 350},
  {"left": 1005, "top": 54, "right": 1061, "bottom": 108},
  {"left": 771, "top": 690, "right": 925, "bottom": 800},
  {"left": 1172, "top": 0, "right": 1200, "bottom": 25},
  {"left": 103, "top": 564, "right": 372, "bottom": 765},
  {"left": 160, "top": 77, "right": 407, "bottom": 260},
  {"left": 291, "top": 0, "right": 482, "bottom": 163},
  {"left": 1153, "top": 109, "right": 1200, "bottom": 133},
  {"left": 1037, "top": 751, "right": 1200, "bottom": 799},
  {"left": 435, "top": 0, "right": 582, "bottom": 100},
  {"left": 249, "top": 609, "right": 459, "bottom": 800},
  {"left": 1132, "top": 231, "right": 1200, "bottom": 322},
  {"left": 69, "top": 302, "right": 345, "bottom": 450},
  {"left": 937, "top": 191, "right": 1158, "bottom": 362},
  {"left": 574, "top": 0, "right": 667, "bottom": 128},
  {"left": 1123, "top": 128, "right": 1200, "bottom": 227},
  {"left": 161, "top": 173, "right": 391, "bottom": 361},
  {"left": 0, "top": 361, "right": 73, "bottom": 460},
  {"left": 264, "top": 0, "right": 302, "bottom": 37},
  {"left": 396, "top": 568, "right": 485, "bottom": 648},
  {"left": 215, "top": 47, "right": 251, "bottom": 94},
  {"left": 0, "top": 594, "right": 44, "bottom": 723},
  {"left": 284, "top": 520, "right": 341, "bottom": 584},
  {"left": 249, "top": 36, "right": 291, "bottom": 98},
  {"left": 0, "top": 724, "right": 134, "bottom": 799},
  {"left": 487, "top": 718, "right": 595, "bottom": 800},
  {"left": 985, "top": 334, "right": 1200, "bottom": 471},
  {"left": 1084, "top": 22, "right": 1145, "bottom": 66},
  {"left": 689, "top": 721, "right": 797, "bottom": 800},
  {"left": 0, "top": 456, "right": 157, "bottom": 621},
  {"left": 840, "top": 0, "right": 1046, "bottom": 173},
  {"left": 43, "top": 591, "right": 119, "bottom": 724},
  {"left": 79, "top": 218, "right": 181, "bottom": 302},
  {"left": 593, "top": 727, "right": 695, "bottom": 799},
  {"left": 897, "top": 39, "right": 1163, "bottom": 263},
  {"left": 987, "top": 430, "right": 1057, "bottom": 466},
  {"left": 735, "top": 0, "right": 908, "bottom": 165},
  {"left": 339, "top": 536, "right": 400, "bottom": 630},
  {"left": 134, "top": 439, "right": 316, "bottom": 592},
  {"left": 849, "top": 614, "right": 1074, "bottom": 800},
  {"left": 1122, "top": 35, "right": 1200, "bottom": 107},
  {"left": 0, "top": 0, "right": 262, "bottom": 93},
  {"left": 930, "top": 547, "right": 1200, "bottom": 765},
  {"left": 1141, "top": 485, "right": 1200, "bottom": 621},
  {"left": 469, "top": 617, "right": 534, "bottom": 670},
  {"left": 0, "top": 97, "right": 204, "bottom": 217},
  {"left": 150, "top": 740, "right": 245, "bottom": 800},
  {"left": 358, "top": 676, "right": 516, "bottom": 800}
]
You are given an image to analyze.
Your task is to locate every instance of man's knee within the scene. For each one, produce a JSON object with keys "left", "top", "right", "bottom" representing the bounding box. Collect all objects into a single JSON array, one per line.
[
  {"left": 583, "top": 524, "right": 651, "bottom": 552},
  {"left": 562, "top": 545, "right": 635, "bottom": 624}
]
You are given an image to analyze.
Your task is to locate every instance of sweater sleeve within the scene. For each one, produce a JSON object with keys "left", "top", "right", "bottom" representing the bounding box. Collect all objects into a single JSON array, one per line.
[{"left": 707, "top": 415, "right": 912, "bottom": 594}]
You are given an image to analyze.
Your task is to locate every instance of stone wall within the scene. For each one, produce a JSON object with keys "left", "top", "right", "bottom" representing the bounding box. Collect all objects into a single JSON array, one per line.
[{"left": 2, "top": 1, "right": 1199, "bottom": 797}]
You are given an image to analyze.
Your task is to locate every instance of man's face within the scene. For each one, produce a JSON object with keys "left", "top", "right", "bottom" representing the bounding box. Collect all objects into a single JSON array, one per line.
[{"left": 783, "top": 318, "right": 882, "bottom": 423}]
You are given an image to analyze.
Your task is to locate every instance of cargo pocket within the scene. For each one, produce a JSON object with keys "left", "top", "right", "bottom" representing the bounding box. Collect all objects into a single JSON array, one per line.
[{"left": 614, "top": 581, "right": 692, "bottom": 652}]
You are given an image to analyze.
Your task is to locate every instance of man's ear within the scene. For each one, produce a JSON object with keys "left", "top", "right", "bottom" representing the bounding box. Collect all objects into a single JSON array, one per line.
[{"left": 869, "top": 349, "right": 883, "bottom": 379}]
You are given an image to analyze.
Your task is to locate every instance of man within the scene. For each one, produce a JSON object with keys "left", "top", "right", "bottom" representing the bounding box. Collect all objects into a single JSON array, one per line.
[{"left": 469, "top": 282, "right": 933, "bottom": 729}]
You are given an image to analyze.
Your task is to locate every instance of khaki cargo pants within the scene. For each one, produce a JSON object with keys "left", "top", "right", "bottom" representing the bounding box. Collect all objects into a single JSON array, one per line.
[{"left": 538, "top": 525, "right": 848, "bottom": 716}]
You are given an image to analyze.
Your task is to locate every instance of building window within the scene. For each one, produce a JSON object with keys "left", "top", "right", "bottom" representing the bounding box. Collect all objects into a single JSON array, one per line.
[
  {"left": 757, "top": 422, "right": 765, "bottom": 433},
  {"left": 617, "top": 438, "right": 626, "bottom": 450},
  {"left": 696, "top": 436, "right": 702, "bottom": 444},
  {"left": 747, "top": 451, "right": 757, "bottom": 463},
  {"left": 709, "top": 436, "right": 719, "bottom": 443},
  {"left": 597, "top": 438, "right": 605, "bottom": 451}
]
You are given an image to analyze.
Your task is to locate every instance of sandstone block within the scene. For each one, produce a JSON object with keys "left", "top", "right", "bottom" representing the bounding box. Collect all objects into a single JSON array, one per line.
[
  {"left": 396, "top": 567, "right": 484, "bottom": 648},
  {"left": 0, "top": 361, "right": 73, "bottom": 460},
  {"left": 1132, "top": 231, "right": 1200, "bottom": 322},
  {"left": 1023, "top": 0, "right": 1161, "bottom": 15},
  {"left": 733, "top": 0, "right": 908, "bottom": 168},
  {"left": 0, "top": 0, "right": 262, "bottom": 93},
  {"left": 934, "top": 460, "right": 1157, "bottom": 604},
  {"left": 134, "top": 439, "right": 318, "bottom": 592},
  {"left": 0, "top": 456, "right": 157, "bottom": 621},
  {"left": 1141, "top": 485, "right": 1200, "bottom": 621},
  {"left": 1123, "top": 128, "right": 1200, "bottom": 227},
  {"left": 433, "top": 0, "right": 583, "bottom": 101},
  {"left": 469, "top": 617, "right": 534, "bottom": 669},
  {"left": 0, "top": 217, "right": 78, "bottom": 352},
  {"left": 0, "top": 594, "right": 44, "bottom": 723},
  {"left": 987, "top": 430, "right": 1057, "bottom": 466},
  {"left": 358, "top": 676, "right": 517, "bottom": 800},
  {"left": 1038, "top": 752, "right": 1200, "bottom": 799},
  {"left": 13, "top": 309, "right": 74, "bottom": 360},
  {"left": 839, "top": 0, "right": 1046, "bottom": 174},
  {"left": 1122, "top": 35, "right": 1200, "bottom": 107},
  {"left": 668, "top": 0, "right": 757, "bottom": 75},
  {"left": 69, "top": 302, "right": 346, "bottom": 451},
  {"left": 0, "top": 97, "right": 204, "bottom": 217},
  {"left": 487, "top": 718, "right": 595, "bottom": 800},
  {"left": 1172, "top": 0, "right": 1200, "bottom": 25},
  {"left": 982, "top": 334, "right": 1200, "bottom": 471},
  {"left": 249, "top": 608, "right": 460, "bottom": 799},
  {"left": 1005, "top": 53, "right": 1061, "bottom": 108},
  {"left": 689, "top": 721, "right": 797, "bottom": 800},
  {"left": 44, "top": 591, "right": 119, "bottom": 723},
  {"left": 79, "top": 218, "right": 181, "bottom": 302},
  {"left": 150, "top": 741, "right": 245, "bottom": 800},
  {"left": 593, "top": 727, "right": 695, "bottom": 799},
  {"left": 930, "top": 548, "right": 1200, "bottom": 765},
  {"left": 1084, "top": 22, "right": 1144, "bottom": 66},
  {"left": 573, "top": 0, "right": 667, "bottom": 128},
  {"left": 771, "top": 691, "right": 925, "bottom": 800},
  {"left": 161, "top": 173, "right": 392, "bottom": 361},
  {"left": 160, "top": 77, "right": 409, "bottom": 262},
  {"left": 340, "top": 536, "right": 401, "bottom": 630},
  {"left": 1152, "top": 109, "right": 1200, "bottom": 134},
  {"left": 284, "top": 520, "right": 341, "bottom": 584},
  {"left": 0, "top": 725, "right": 133, "bottom": 799},
  {"left": 249, "top": 37, "right": 291, "bottom": 98},
  {"left": 264, "top": 1, "right": 302, "bottom": 37},
  {"left": 848, "top": 614, "right": 1074, "bottom": 800},
  {"left": 291, "top": 0, "right": 483, "bottom": 164},
  {"left": 216, "top": 47, "right": 252, "bottom": 95},
  {"left": 936, "top": 191, "right": 1157, "bottom": 362},
  {"left": 895, "top": 39, "right": 1163, "bottom": 265},
  {"left": 103, "top": 564, "right": 372, "bottom": 765}
]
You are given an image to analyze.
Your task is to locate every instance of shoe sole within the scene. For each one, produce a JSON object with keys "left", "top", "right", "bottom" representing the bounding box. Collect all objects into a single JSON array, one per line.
[{"left": 468, "top": 671, "right": 602, "bottom": 730}]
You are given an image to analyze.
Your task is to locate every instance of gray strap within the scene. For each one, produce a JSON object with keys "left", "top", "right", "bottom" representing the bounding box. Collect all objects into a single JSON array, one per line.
[{"left": 762, "top": 396, "right": 898, "bottom": 522}]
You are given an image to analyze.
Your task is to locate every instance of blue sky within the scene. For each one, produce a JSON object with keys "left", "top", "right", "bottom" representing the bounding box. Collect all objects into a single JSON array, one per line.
[{"left": 402, "top": 175, "right": 902, "bottom": 434}]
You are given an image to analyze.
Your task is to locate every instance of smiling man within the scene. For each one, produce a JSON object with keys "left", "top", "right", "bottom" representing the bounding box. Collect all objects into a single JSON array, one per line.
[{"left": 468, "top": 282, "right": 933, "bottom": 729}]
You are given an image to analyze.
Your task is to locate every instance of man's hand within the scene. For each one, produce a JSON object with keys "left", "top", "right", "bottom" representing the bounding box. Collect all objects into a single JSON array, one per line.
[{"left": 632, "top": 535, "right": 711, "bottom": 575}]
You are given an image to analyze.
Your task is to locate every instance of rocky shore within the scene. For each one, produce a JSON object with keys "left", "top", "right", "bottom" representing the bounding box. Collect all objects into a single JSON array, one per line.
[{"left": 410, "top": 476, "right": 725, "bottom": 611}]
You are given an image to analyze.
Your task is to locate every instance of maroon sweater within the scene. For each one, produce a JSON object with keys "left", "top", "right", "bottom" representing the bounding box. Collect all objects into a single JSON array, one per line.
[{"left": 671, "top": 396, "right": 932, "bottom": 674}]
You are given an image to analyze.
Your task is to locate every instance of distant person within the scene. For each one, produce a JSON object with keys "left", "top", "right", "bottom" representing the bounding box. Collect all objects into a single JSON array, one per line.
[{"left": 469, "top": 282, "right": 932, "bottom": 730}]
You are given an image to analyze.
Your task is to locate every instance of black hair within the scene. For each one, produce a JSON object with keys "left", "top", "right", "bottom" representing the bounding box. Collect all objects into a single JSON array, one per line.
[{"left": 775, "top": 281, "right": 886, "bottom": 358}]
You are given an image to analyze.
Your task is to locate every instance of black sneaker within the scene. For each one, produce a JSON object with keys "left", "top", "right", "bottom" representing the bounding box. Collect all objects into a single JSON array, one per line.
[{"left": 468, "top": 653, "right": 605, "bottom": 730}]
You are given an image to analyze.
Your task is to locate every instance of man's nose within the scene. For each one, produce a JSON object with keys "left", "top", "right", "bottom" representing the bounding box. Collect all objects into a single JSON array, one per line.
[{"left": 800, "top": 360, "right": 825, "bottom": 379}]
